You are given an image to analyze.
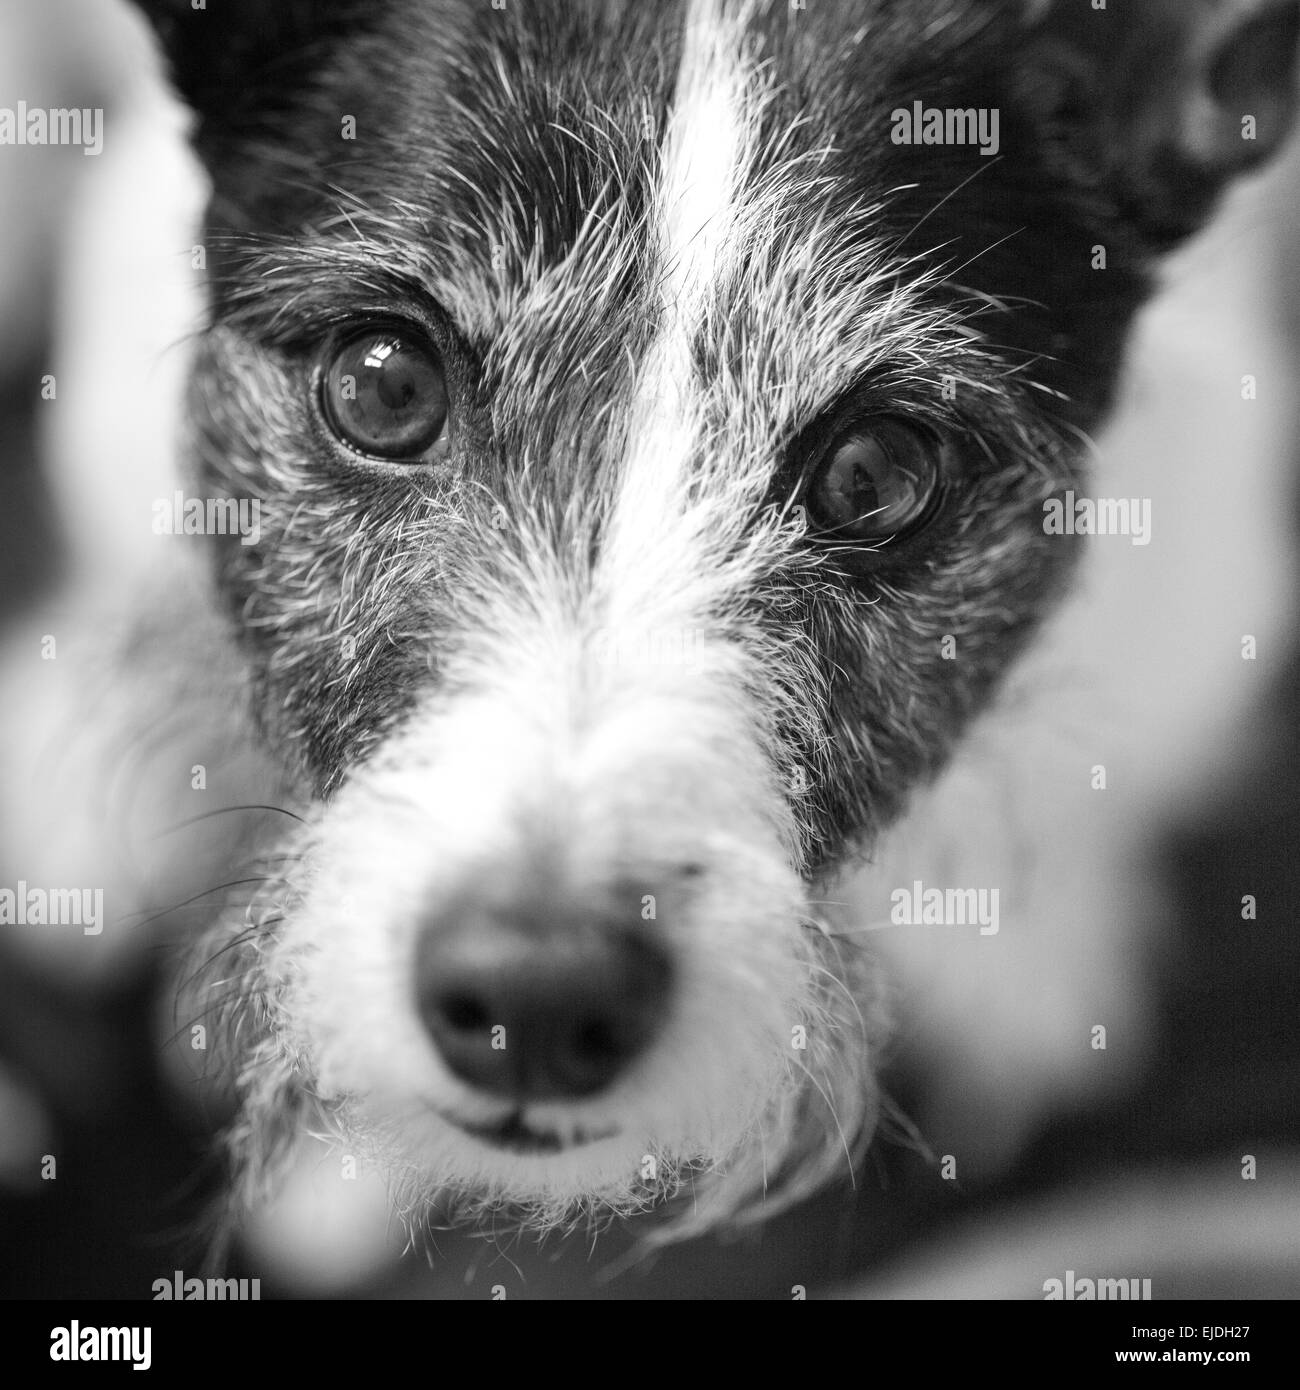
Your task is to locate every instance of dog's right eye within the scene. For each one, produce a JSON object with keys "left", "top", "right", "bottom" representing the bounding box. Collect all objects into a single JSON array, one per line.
[
  {"left": 320, "top": 327, "right": 450, "bottom": 461},
  {"left": 800, "top": 417, "right": 946, "bottom": 548}
]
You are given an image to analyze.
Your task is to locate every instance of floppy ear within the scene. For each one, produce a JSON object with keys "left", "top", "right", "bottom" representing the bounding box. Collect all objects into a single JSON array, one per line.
[
  {"left": 126, "top": 0, "right": 369, "bottom": 166},
  {"left": 1026, "top": 0, "right": 1300, "bottom": 247}
]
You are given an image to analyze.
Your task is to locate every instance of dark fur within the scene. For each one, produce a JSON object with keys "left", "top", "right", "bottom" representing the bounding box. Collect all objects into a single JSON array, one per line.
[
  {"left": 133, "top": 0, "right": 1296, "bottom": 872},
  {"left": 126, "top": 0, "right": 1299, "bottom": 1226}
]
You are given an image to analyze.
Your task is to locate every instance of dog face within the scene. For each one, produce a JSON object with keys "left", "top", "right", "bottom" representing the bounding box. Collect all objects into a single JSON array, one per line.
[{"left": 130, "top": 0, "right": 1298, "bottom": 1231}]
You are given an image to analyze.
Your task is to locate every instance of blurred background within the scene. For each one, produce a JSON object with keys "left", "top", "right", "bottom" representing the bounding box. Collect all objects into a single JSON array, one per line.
[{"left": 0, "top": 0, "right": 1298, "bottom": 1299}]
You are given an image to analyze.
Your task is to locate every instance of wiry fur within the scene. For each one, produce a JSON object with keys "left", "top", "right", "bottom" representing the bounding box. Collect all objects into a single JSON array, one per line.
[
  {"left": 168, "top": 0, "right": 1084, "bottom": 1238},
  {"left": 9, "top": 0, "right": 1296, "bottom": 1261}
]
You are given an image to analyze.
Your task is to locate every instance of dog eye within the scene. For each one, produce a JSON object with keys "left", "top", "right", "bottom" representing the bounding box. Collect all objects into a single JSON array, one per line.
[
  {"left": 803, "top": 419, "right": 943, "bottom": 543},
  {"left": 321, "top": 327, "right": 450, "bottom": 461}
]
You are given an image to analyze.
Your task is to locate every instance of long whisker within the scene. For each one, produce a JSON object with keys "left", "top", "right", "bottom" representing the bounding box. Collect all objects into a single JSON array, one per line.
[
  {"left": 788, "top": 1053, "right": 857, "bottom": 1190},
  {"left": 124, "top": 877, "right": 278, "bottom": 932},
  {"left": 157, "top": 805, "right": 307, "bottom": 837}
]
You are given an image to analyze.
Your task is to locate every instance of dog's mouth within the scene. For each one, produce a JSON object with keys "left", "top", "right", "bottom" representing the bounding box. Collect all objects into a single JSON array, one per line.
[{"left": 435, "top": 1106, "right": 620, "bottom": 1155}]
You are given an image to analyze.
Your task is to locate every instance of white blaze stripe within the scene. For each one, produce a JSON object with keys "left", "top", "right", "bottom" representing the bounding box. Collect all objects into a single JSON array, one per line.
[
  {"left": 602, "top": 0, "right": 755, "bottom": 618},
  {"left": 659, "top": 0, "right": 750, "bottom": 311}
]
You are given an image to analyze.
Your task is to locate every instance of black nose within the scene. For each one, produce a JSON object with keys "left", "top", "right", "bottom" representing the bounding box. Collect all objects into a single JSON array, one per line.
[{"left": 415, "top": 913, "right": 673, "bottom": 1101}]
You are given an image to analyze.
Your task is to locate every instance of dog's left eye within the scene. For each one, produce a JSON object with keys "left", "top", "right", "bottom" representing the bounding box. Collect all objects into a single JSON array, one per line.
[
  {"left": 803, "top": 419, "right": 943, "bottom": 543},
  {"left": 320, "top": 327, "right": 450, "bottom": 461}
]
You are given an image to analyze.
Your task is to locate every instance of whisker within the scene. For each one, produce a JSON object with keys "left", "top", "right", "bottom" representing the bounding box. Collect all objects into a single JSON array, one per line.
[
  {"left": 157, "top": 805, "right": 307, "bottom": 837},
  {"left": 788, "top": 1053, "right": 857, "bottom": 1190},
  {"left": 123, "top": 877, "right": 278, "bottom": 932},
  {"left": 805, "top": 960, "right": 869, "bottom": 1042},
  {"left": 891, "top": 155, "right": 1001, "bottom": 250},
  {"left": 175, "top": 917, "right": 284, "bottom": 1005}
]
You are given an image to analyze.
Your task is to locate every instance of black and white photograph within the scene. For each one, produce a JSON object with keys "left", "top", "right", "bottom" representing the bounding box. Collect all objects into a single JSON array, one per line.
[{"left": 0, "top": 0, "right": 1298, "bottom": 1336}]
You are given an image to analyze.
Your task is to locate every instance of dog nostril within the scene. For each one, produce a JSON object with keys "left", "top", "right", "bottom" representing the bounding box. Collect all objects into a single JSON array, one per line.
[
  {"left": 437, "top": 992, "right": 490, "bottom": 1033},
  {"left": 574, "top": 1018, "right": 621, "bottom": 1059},
  {"left": 415, "top": 915, "right": 673, "bottom": 1103}
]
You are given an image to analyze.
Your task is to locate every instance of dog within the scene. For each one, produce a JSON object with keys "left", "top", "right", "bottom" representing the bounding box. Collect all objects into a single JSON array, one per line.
[{"left": 2, "top": 0, "right": 1298, "bottom": 1280}]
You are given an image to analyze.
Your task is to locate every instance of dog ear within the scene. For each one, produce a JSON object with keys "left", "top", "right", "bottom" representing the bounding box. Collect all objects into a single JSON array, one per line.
[
  {"left": 1025, "top": 0, "right": 1300, "bottom": 247},
  {"left": 127, "top": 0, "right": 369, "bottom": 163}
]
